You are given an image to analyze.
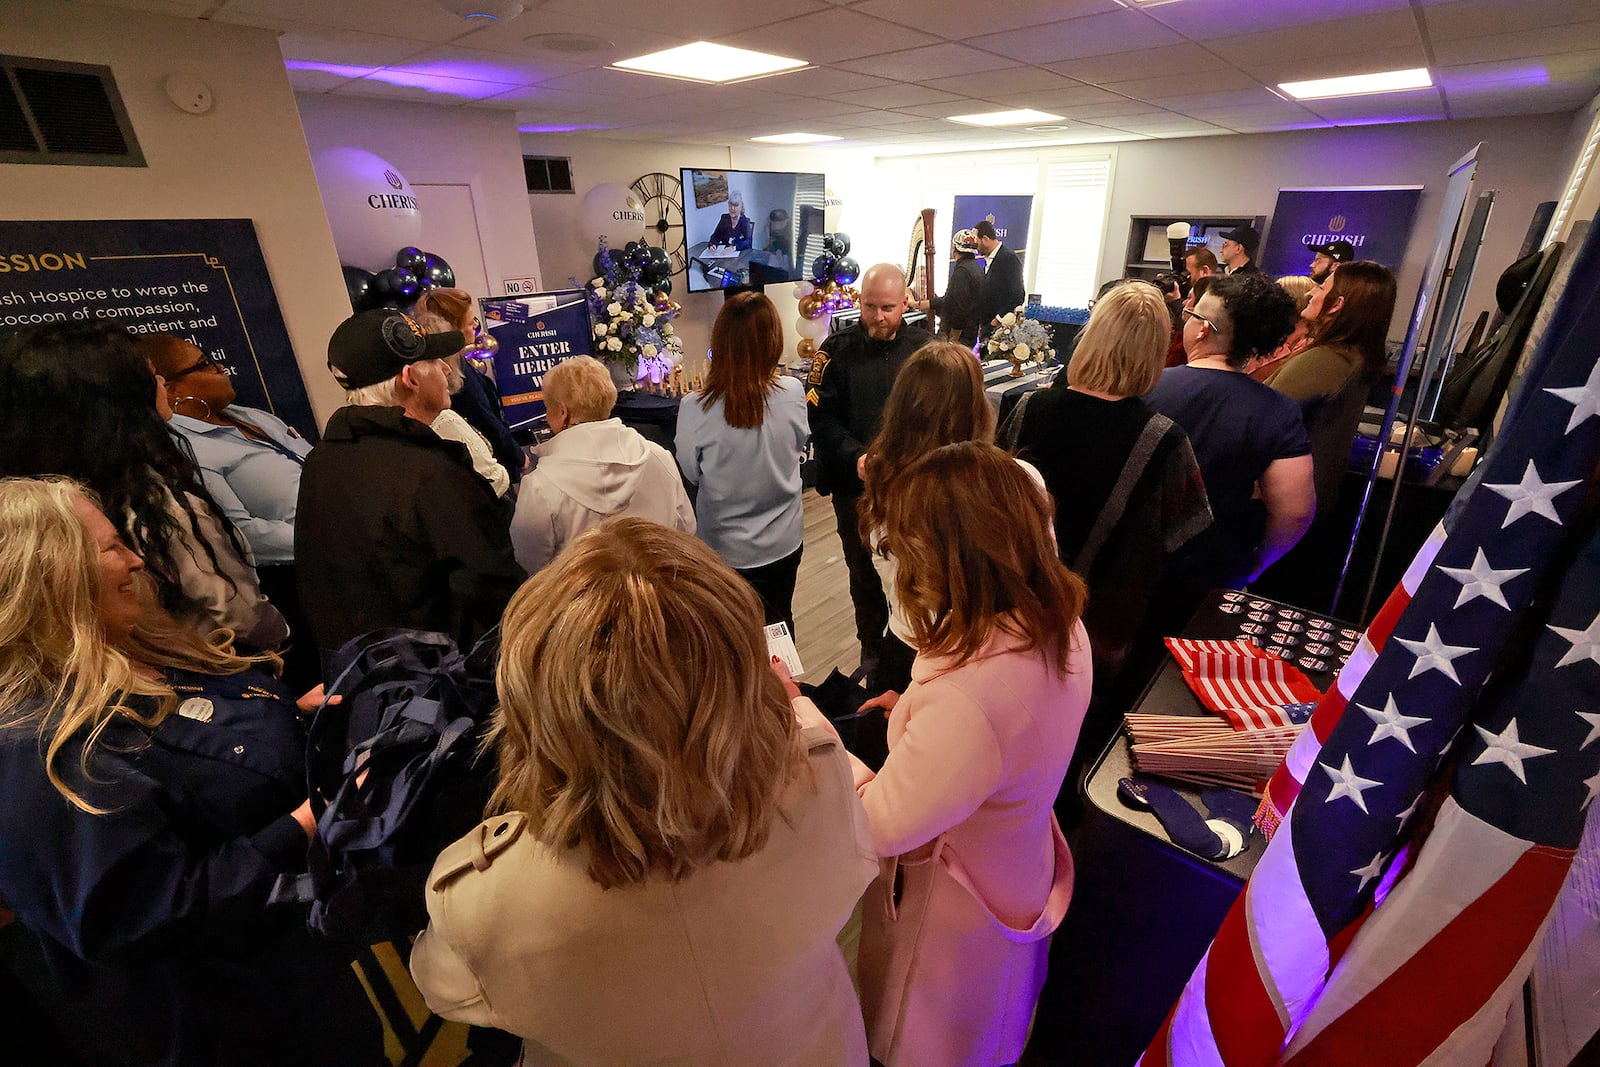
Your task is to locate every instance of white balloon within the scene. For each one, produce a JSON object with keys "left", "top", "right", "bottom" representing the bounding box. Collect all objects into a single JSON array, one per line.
[
  {"left": 580, "top": 183, "right": 647, "bottom": 249},
  {"left": 795, "top": 314, "right": 830, "bottom": 341},
  {"left": 312, "top": 146, "right": 423, "bottom": 274},
  {"left": 792, "top": 281, "right": 816, "bottom": 299}
]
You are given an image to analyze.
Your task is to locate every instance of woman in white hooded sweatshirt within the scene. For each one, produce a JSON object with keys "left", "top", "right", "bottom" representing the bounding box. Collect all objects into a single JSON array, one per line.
[{"left": 509, "top": 355, "right": 694, "bottom": 573}]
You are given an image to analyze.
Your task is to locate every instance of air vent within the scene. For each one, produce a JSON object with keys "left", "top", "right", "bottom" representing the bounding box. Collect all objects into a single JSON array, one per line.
[
  {"left": 0, "top": 55, "right": 144, "bottom": 167},
  {"left": 524, "top": 155, "right": 574, "bottom": 194}
]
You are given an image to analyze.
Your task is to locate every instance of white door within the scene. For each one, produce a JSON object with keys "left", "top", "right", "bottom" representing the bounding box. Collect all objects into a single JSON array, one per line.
[{"left": 414, "top": 182, "right": 492, "bottom": 298}]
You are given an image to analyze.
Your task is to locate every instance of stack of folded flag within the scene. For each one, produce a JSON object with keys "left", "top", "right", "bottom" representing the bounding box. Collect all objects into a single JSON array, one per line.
[{"left": 1125, "top": 639, "right": 1325, "bottom": 794}]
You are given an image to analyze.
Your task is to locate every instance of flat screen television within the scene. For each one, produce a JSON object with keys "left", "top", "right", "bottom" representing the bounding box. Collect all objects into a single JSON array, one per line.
[{"left": 679, "top": 167, "right": 827, "bottom": 293}]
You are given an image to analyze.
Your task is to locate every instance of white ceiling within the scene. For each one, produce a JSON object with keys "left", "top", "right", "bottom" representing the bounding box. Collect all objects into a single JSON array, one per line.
[{"left": 85, "top": 0, "right": 1600, "bottom": 150}]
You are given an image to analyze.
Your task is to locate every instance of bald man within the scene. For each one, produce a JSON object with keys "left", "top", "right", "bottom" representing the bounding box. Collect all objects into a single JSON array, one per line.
[{"left": 807, "top": 263, "right": 933, "bottom": 681}]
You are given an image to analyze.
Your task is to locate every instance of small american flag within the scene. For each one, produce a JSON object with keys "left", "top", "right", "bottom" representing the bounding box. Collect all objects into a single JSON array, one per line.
[
  {"left": 1180, "top": 651, "right": 1324, "bottom": 718},
  {"left": 1164, "top": 637, "right": 1267, "bottom": 672},
  {"left": 1214, "top": 701, "right": 1318, "bottom": 732}
]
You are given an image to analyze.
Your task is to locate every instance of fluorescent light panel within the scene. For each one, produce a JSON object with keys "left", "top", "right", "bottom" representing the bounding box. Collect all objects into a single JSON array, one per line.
[
  {"left": 611, "top": 42, "right": 807, "bottom": 84},
  {"left": 750, "top": 132, "right": 842, "bottom": 144},
  {"left": 947, "top": 108, "right": 1066, "bottom": 127},
  {"left": 1278, "top": 67, "right": 1432, "bottom": 100}
]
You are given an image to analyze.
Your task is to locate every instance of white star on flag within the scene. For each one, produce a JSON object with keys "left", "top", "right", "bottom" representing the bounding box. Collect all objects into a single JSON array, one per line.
[
  {"left": 1483, "top": 461, "right": 1581, "bottom": 528},
  {"left": 1438, "top": 549, "right": 1528, "bottom": 610},
  {"left": 1577, "top": 711, "right": 1600, "bottom": 750},
  {"left": 1471, "top": 720, "right": 1556, "bottom": 784},
  {"left": 1583, "top": 767, "right": 1600, "bottom": 810},
  {"left": 1359, "top": 695, "right": 1429, "bottom": 753},
  {"left": 1322, "top": 755, "right": 1383, "bottom": 813},
  {"left": 1351, "top": 852, "right": 1388, "bottom": 892},
  {"left": 1396, "top": 624, "right": 1476, "bottom": 683},
  {"left": 1545, "top": 358, "right": 1600, "bottom": 432},
  {"left": 1395, "top": 792, "right": 1423, "bottom": 826},
  {"left": 1550, "top": 611, "right": 1600, "bottom": 670}
]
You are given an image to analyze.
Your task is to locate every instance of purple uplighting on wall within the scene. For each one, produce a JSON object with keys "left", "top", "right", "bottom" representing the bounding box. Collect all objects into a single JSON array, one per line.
[
  {"left": 519, "top": 123, "right": 612, "bottom": 133},
  {"left": 284, "top": 60, "right": 515, "bottom": 100}
]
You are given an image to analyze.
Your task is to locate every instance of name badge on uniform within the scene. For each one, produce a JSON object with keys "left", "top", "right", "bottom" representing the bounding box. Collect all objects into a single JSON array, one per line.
[{"left": 177, "top": 697, "right": 215, "bottom": 723}]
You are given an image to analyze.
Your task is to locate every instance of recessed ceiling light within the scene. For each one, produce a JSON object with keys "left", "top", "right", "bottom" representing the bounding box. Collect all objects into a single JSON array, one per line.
[
  {"left": 611, "top": 42, "right": 807, "bottom": 84},
  {"left": 948, "top": 108, "right": 1066, "bottom": 127},
  {"left": 1278, "top": 67, "right": 1432, "bottom": 100},
  {"left": 1026, "top": 124, "right": 1072, "bottom": 132},
  {"left": 749, "top": 132, "right": 843, "bottom": 144}
]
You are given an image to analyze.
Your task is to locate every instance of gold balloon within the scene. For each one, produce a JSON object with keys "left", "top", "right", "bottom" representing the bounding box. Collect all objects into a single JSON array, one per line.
[
  {"left": 797, "top": 338, "right": 817, "bottom": 359},
  {"left": 799, "top": 293, "right": 822, "bottom": 318}
]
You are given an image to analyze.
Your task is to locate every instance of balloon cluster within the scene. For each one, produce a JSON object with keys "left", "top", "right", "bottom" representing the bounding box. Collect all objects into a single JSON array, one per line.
[
  {"left": 809, "top": 232, "right": 859, "bottom": 288},
  {"left": 342, "top": 247, "right": 456, "bottom": 313},
  {"left": 595, "top": 239, "right": 674, "bottom": 300}
]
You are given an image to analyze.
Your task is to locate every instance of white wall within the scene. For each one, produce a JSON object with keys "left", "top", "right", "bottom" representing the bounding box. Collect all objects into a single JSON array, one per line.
[
  {"left": 294, "top": 94, "right": 542, "bottom": 300},
  {"left": 1099, "top": 114, "right": 1576, "bottom": 336},
  {"left": 2, "top": 2, "right": 353, "bottom": 423},
  {"left": 519, "top": 134, "right": 878, "bottom": 374}
]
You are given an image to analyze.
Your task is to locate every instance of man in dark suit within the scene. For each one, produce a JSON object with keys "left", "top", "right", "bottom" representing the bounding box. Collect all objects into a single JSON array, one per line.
[{"left": 974, "top": 219, "right": 1026, "bottom": 341}]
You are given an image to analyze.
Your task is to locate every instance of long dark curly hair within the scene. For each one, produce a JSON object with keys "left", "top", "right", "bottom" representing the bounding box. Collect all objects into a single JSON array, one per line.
[{"left": 0, "top": 321, "right": 248, "bottom": 615}]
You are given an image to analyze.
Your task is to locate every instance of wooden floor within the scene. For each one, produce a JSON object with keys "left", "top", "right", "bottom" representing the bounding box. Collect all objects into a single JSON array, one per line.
[{"left": 792, "top": 488, "right": 866, "bottom": 683}]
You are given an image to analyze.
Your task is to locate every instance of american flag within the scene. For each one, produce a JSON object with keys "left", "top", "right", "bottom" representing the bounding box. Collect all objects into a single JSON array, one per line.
[
  {"left": 1214, "top": 701, "right": 1318, "bottom": 733},
  {"left": 1165, "top": 639, "right": 1323, "bottom": 730},
  {"left": 1140, "top": 223, "right": 1600, "bottom": 1067}
]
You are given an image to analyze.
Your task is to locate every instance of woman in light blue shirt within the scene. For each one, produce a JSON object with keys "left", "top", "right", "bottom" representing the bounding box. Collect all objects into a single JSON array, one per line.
[{"left": 675, "top": 293, "right": 809, "bottom": 637}]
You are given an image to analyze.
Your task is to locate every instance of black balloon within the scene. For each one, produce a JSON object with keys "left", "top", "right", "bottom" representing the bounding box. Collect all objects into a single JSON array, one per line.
[
  {"left": 646, "top": 245, "right": 671, "bottom": 281},
  {"left": 420, "top": 253, "right": 455, "bottom": 288},
  {"left": 822, "top": 234, "right": 837, "bottom": 253},
  {"left": 626, "top": 244, "right": 652, "bottom": 273},
  {"left": 652, "top": 278, "right": 672, "bottom": 298},
  {"left": 374, "top": 267, "right": 420, "bottom": 306},
  {"left": 811, "top": 254, "right": 835, "bottom": 284},
  {"left": 395, "top": 246, "right": 427, "bottom": 273},
  {"left": 832, "top": 232, "right": 851, "bottom": 256},
  {"left": 831, "top": 255, "right": 860, "bottom": 286},
  {"left": 341, "top": 265, "right": 378, "bottom": 313}
]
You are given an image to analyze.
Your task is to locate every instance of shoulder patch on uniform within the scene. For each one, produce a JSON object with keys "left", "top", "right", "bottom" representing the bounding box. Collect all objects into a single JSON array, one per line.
[{"left": 807, "top": 352, "right": 830, "bottom": 386}]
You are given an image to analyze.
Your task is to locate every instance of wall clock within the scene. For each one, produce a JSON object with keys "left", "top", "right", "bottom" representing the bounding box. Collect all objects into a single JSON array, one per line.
[{"left": 630, "top": 171, "right": 687, "bottom": 277}]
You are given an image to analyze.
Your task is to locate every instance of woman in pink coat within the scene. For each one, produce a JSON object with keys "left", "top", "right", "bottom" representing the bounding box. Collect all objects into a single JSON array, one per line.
[{"left": 853, "top": 441, "right": 1092, "bottom": 1067}]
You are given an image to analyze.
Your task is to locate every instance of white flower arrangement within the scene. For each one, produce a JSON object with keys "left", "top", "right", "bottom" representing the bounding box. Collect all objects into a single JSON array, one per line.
[
  {"left": 586, "top": 244, "right": 686, "bottom": 383},
  {"left": 986, "top": 304, "right": 1055, "bottom": 377}
]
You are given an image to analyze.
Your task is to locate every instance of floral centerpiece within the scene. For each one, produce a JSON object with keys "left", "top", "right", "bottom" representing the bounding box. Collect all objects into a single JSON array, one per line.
[
  {"left": 985, "top": 304, "right": 1056, "bottom": 377},
  {"left": 586, "top": 243, "right": 684, "bottom": 389}
]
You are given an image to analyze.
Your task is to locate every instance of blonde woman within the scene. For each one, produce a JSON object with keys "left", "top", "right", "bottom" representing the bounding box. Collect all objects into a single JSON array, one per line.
[
  {"left": 411, "top": 287, "right": 525, "bottom": 493},
  {"left": 1247, "top": 274, "right": 1317, "bottom": 381},
  {"left": 410, "top": 518, "right": 877, "bottom": 1067},
  {"left": 0, "top": 478, "right": 378, "bottom": 1067},
  {"left": 851, "top": 442, "right": 1091, "bottom": 1067}
]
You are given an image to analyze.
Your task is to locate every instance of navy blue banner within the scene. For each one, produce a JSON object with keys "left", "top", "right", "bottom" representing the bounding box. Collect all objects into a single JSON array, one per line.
[
  {"left": 1261, "top": 187, "right": 1423, "bottom": 276},
  {"left": 953, "top": 194, "right": 1034, "bottom": 269},
  {"left": 0, "top": 218, "right": 318, "bottom": 438},
  {"left": 481, "top": 290, "right": 591, "bottom": 429}
]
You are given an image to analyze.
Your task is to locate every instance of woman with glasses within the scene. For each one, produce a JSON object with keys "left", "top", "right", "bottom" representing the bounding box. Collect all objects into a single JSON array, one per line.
[{"left": 0, "top": 322, "right": 286, "bottom": 652}]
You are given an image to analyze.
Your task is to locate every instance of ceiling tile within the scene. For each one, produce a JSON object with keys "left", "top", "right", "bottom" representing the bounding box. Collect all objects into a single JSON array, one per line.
[
  {"left": 920, "top": 66, "right": 1079, "bottom": 98},
  {"left": 454, "top": 11, "right": 688, "bottom": 63},
  {"left": 759, "top": 66, "right": 902, "bottom": 98},
  {"left": 712, "top": 8, "right": 941, "bottom": 64},
  {"left": 1139, "top": 0, "right": 1412, "bottom": 41},
  {"left": 832, "top": 42, "right": 1005, "bottom": 82},
  {"left": 81, "top": 0, "right": 218, "bottom": 15},
  {"left": 286, "top": 67, "right": 365, "bottom": 92},
  {"left": 221, "top": 0, "right": 471, "bottom": 42},
  {"left": 534, "top": 67, "right": 695, "bottom": 97},
  {"left": 1302, "top": 95, "right": 1448, "bottom": 124},
  {"left": 535, "top": 0, "right": 830, "bottom": 37},
  {"left": 1111, "top": 69, "right": 1266, "bottom": 102},
  {"left": 968, "top": 8, "right": 1187, "bottom": 65},
  {"left": 275, "top": 29, "right": 434, "bottom": 68},
  {"left": 1420, "top": 0, "right": 1596, "bottom": 42},
  {"left": 996, "top": 84, "right": 1137, "bottom": 110},
  {"left": 335, "top": 75, "right": 507, "bottom": 104},
  {"left": 1047, "top": 43, "right": 1234, "bottom": 86},
  {"left": 827, "top": 81, "right": 969, "bottom": 108},
  {"left": 852, "top": 0, "right": 1117, "bottom": 39},
  {"left": 1432, "top": 24, "right": 1600, "bottom": 67},
  {"left": 1237, "top": 45, "right": 1432, "bottom": 86},
  {"left": 1204, "top": 11, "right": 1423, "bottom": 68},
  {"left": 386, "top": 46, "right": 586, "bottom": 86},
  {"left": 1151, "top": 88, "right": 1286, "bottom": 113}
]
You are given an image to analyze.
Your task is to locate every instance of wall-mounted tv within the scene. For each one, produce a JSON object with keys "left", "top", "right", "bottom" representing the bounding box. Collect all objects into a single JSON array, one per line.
[{"left": 680, "top": 167, "right": 827, "bottom": 293}]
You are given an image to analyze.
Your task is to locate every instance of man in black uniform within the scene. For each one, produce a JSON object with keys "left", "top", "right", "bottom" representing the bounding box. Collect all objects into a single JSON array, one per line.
[{"left": 807, "top": 262, "right": 932, "bottom": 679}]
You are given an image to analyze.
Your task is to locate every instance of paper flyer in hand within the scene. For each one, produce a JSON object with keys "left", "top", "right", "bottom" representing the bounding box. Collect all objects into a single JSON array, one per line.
[{"left": 765, "top": 622, "right": 804, "bottom": 677}]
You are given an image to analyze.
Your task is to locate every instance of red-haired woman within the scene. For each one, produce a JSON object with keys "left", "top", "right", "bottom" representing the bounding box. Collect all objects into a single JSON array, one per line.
[{"left": 675, "top": 292, "right": 810, "bottom": 636}]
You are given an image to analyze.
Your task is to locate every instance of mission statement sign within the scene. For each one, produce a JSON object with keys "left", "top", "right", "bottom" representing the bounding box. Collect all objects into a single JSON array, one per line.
[{"left": 0, "top": 219, "right": 318, "bottom": 438}]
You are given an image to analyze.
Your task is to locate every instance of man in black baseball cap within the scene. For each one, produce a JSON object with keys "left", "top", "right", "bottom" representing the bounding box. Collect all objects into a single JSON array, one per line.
[
  {"left": 1306, "top": 239, "right": 1356, "bottom": 284},
  {"left": 296, "top": 307, "right": 524, "bottom": 674},
  {"left": 1218, "top": 224, "right": 1262, "bottom": 276}
]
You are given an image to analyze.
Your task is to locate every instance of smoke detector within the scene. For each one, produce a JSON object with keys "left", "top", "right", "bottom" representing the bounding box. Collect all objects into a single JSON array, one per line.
[{"left": 435, "top": 0, "right": 525, "bottom": 20}]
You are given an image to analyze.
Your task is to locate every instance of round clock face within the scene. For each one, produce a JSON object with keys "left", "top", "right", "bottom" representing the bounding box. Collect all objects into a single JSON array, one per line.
[{"left": 630, "top": 171, "right": 687, "bottom": 276}]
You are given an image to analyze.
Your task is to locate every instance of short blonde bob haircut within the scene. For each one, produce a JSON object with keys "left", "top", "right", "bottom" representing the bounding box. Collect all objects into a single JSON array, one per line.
[
  {"left": 1275, "top": 274, "right": 1316, "bottom": 313},
  {"left": 1066, "top": 282, "right": 1170, "bottom": 398},
  {"left": 542, "top": 354, "right": 617, "bottom": 425},
  {"left": 489, "top": 516, "right": 804, "bottom": 890}
]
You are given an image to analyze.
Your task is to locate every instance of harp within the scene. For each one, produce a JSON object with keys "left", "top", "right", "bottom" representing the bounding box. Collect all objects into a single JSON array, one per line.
[{"left": 905, "top": 208, "right": 937, "bottom": 329}]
